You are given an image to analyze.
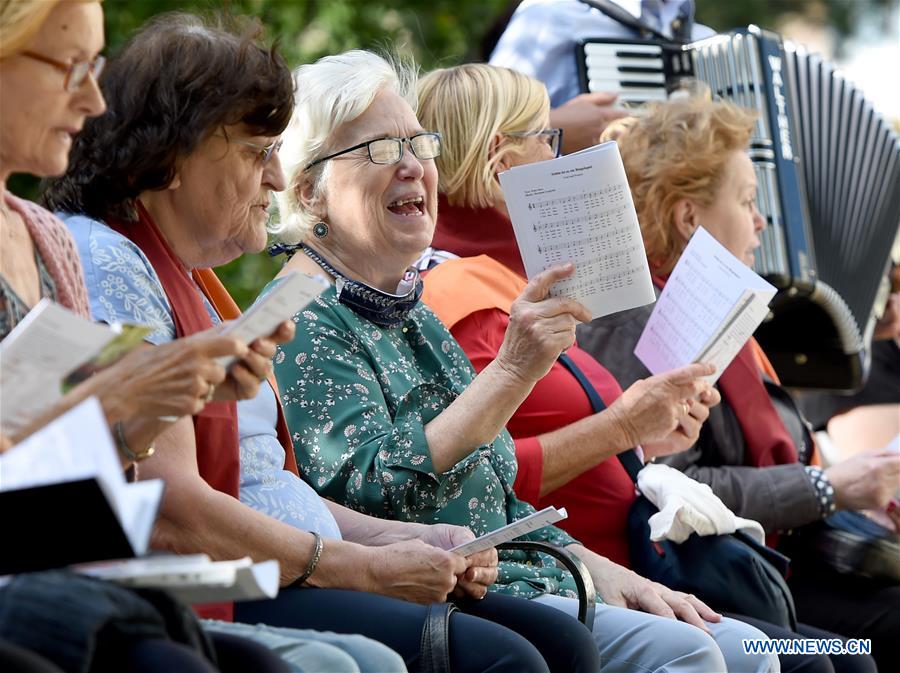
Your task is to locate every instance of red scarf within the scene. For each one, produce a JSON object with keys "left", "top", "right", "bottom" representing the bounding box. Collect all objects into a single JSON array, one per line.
[
  {"left": 109, "top": 202, "right": 241, "bottom": 498},
  {"left": 651, "top": 275, "right": 797, "bottom": 467},
  {"left": 108, "top": 203, "right": 243, "bottom": 622},
  {"left": 431, "top": 195, "right": 527, "bottom": 277}
]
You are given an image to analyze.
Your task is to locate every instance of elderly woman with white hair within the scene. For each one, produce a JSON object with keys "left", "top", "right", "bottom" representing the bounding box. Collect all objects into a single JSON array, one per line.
[
  {"left": 40, "top": 10, "right": 605, "bottom": 672},
  {"left": 266, "top": 49, "right": 775, "bottom": 673}
]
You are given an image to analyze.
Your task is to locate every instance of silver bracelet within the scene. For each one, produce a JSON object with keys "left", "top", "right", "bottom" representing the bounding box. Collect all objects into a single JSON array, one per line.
[{"left": 295, "top": 532, "right": 324, "bottom": 586}]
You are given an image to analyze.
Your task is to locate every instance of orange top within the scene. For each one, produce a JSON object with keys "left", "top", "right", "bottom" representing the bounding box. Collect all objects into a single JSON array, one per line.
[{"left": 422, "top": 255, "right": 525, "bottom": 329}]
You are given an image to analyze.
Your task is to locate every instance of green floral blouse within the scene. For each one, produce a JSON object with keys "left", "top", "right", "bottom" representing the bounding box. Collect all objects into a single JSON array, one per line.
[{"left": 274, "top": 284, "right": 580, "bottom": 599}]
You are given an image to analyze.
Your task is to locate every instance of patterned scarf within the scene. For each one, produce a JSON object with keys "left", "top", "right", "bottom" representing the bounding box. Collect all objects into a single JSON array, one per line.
[{"left": 4, "top": 193, "right": 90, "bottom": 317}]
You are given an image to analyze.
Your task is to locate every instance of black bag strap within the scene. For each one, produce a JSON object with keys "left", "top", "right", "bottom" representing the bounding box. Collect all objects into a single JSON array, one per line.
[
  {"left": 419, "top": 603, "right": 457, "bottom": 673},
  {"left": 576, "top": 0, "right": 688, "bottom": 43},
  {"left": 557, "top": 353, "right": 643, "bottom": 484}
]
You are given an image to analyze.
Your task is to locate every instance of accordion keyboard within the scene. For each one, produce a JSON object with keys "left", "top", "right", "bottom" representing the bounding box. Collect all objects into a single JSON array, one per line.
[{"left": 578, "top": 39, "right": 691, "bottom": 105}]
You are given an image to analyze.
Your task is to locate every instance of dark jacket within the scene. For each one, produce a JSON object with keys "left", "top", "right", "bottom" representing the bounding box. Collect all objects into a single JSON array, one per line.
[{"left": 577, "top": 296, "right": 822, "bottom": 533}]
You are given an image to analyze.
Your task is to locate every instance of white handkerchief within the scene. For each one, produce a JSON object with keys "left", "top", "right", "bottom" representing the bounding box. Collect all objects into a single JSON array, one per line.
[{"left": 637, "top": 463, "right": 765, "bottom": 544}]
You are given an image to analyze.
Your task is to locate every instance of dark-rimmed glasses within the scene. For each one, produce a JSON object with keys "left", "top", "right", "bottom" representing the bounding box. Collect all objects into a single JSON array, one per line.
[
  {"left": 21, "top": 50, "right": 105, "bottom": 92},
  {"left": 231, "top": 137, "right": 284, "bottom": 165},
  {"left": 305, "top": 132, "right": 442, "bottom": 171},
  {"left": 502, "top": 128, "right": 563, "bottom": 158}
]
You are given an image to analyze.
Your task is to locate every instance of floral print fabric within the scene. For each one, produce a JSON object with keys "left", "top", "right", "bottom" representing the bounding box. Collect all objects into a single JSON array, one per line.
[
  {"left": 273, "top": 283, "right": 580, "bottom": 599},
  {"left": 64, "top": 214, "right": 341, "bottom": 538}
]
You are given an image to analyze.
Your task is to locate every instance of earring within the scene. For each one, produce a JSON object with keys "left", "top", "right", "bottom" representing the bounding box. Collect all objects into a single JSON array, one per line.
[{"left": 312, "top": 221, "right": 329, "bottom": 239}]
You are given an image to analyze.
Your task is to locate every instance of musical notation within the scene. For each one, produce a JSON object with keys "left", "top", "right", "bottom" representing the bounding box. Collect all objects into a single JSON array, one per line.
[
  {"left": 634, "top": 227, "right": 776, "bottom": 383},
  {"left": 499, "top": 142, "right": 656, "bottom": 318}
]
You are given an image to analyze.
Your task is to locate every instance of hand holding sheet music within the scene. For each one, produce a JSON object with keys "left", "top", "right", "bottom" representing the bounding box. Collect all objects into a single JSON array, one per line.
[
  {"left": 635, "top": 227, "right": 776, "bottom": 383},
  {"left": 499, "top": 141, "right": 655, "bottom": 319},
  {"left": 218, "top": 271, "right": 328, "bottom": 367},
  {"left": 0, "top": 398, "right": 164, "bottom": 572},
  {"left": 0, "top": 299, "right": 151, "bottom": 435}
]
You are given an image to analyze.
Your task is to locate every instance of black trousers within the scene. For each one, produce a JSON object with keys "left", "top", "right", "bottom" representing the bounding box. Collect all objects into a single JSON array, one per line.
[
  {"left": 732, "top": 615, "right": 878, "bottom": 673},
  {"left": 2, "top": 633, "right": 292, "bottom": 673},
  {"left": 91, "top": 632, "right": 292, "bottom": 673},
  {"left": 235, "top": 588, "right": 601, "bottom": 673},
  {"left": 787, "top": 567, "right": 900, "bottom": 672},
  {"left": 0, "top": 640, "right": 64, "bottom": 673}
]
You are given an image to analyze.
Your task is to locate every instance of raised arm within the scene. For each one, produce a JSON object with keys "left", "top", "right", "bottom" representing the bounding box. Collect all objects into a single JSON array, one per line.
[{"left": 425, "top": 264, "right": 592, "bottom": 473}]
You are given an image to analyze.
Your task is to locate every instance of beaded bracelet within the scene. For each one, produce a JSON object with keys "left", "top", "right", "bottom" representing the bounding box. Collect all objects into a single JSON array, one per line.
[
  {"left": 113, "top": 421, "right": 155, "bottom": 463},
  {"left": 804, "top": 465, "right": 836, "bottom": 518},
  {"left": 295, "top": 531, "right": 324, "bottom": 586}
]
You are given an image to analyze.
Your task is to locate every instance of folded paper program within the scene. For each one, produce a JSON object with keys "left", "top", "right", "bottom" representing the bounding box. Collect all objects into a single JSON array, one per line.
[{"left": 637, "top": 463, "right": 765, "bottom": 544}]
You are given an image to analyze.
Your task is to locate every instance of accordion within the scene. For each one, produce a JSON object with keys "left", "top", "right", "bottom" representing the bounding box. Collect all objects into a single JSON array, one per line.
[{"left": 577, "top": 27, "right": 900, "bottom": 390}]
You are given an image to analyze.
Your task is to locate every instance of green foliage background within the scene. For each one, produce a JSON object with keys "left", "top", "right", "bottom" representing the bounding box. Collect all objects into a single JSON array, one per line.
[{"left": 13, "top": 0, "right": 896, "bottom": 306}]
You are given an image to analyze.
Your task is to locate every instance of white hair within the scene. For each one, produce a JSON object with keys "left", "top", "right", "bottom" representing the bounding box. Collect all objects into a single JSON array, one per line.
[{"left": 270, "top": 50, "right": 419, "bottom": 244}]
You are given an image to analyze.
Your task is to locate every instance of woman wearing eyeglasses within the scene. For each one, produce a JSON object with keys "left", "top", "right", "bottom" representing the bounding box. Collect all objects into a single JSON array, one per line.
[
  {"left": 0, "top": 3, "right": 332, "bottom": 673},
  {"left": 265, "top": 52, "right": 780, "bottom": 673},
  {"left": 42, "top": 15, "right": 603, "bottom": 673}
]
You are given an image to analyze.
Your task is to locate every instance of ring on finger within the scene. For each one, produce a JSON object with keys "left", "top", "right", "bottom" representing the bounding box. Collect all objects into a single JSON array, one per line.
[
  {"left": 682, "top": 402, "right": 690, "bottom": 416},
  {"left": 204, "top": 383, "right": 216, "bottom": 403}
]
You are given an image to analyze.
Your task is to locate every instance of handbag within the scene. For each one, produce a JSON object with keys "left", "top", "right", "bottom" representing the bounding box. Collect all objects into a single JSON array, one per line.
[
  {"left": 558, "top": 354, "right": 798, "bottom": 629},
  {"left": 419, "top": 603, "right": 457, "bottom": 673},
  {"left": 781, "top": 510, "right": 900, "bottom": 583}
]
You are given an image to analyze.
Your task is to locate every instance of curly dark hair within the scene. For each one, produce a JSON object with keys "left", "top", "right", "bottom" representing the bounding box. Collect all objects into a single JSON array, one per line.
[{"left": 42, "top": 11, "right": 294, "bottom": 219}]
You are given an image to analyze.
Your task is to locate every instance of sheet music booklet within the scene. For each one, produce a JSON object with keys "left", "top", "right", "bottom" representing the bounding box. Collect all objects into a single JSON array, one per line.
[
  {"left": 0, "top": 398, "right": 280, "bottom": 601},
  {"left": 634, "top": 226, "right": 777, "bottom": 383},
  {"left": 217, "top": 271, "right": 329, "bottom": 367},
  {"left": 0, "top": 398, "right": 164, "bottom": 574},
  {"left": 75, "top": 554, "right": 280, "bottom": 604},
  {"left": 450, "top": 506, "right": 568, "bottom": 556},
  {"left": 498, "top": 141, "right": 656, "bottom": 318},
  {"left": 0, "top": 299, "right": 151, "bottom": 435}
]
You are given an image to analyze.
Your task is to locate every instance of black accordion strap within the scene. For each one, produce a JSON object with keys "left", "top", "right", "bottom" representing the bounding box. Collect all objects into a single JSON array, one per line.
[
  {"left": 576, "top": 0, "right": 685, "bottom": 43},
  {"left": 557, "top": 353, "right": 644, "bottom": 484}
]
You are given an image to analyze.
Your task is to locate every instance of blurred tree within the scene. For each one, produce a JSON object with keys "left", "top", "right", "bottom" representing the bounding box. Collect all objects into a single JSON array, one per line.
[{"left": 11, "top": 0, "right": 895, "bottom": 306}]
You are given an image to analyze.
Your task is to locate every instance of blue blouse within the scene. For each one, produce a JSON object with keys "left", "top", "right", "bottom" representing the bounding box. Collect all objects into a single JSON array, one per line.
[{"left": 64, "top": 213, "right": 341, "bottom": 539}]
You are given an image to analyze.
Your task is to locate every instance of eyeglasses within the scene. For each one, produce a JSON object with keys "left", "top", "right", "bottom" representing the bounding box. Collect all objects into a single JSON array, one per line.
[
  {"left": 21, "top": 50, "right": 106, "bottom": 92},
  {"left": 231, "top": 137, "right": 284, "bottom": 165},
  {"left": 215, "top": 134, "right": 283, "bottom": 165},
  {"left": 305, "top": 132, "right": 442, "bottom": 171},
  {"left": 501, "top": 128, "right": 563, "bottom": 158}
]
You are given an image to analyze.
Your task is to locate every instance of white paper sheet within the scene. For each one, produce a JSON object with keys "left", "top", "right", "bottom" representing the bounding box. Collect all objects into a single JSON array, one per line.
[
  {"left": 0, "top": 300, "right": 150, "bottom": 434},
  {"left": 76, "top": 554, "right": 280, "bottom": 603},
  {"left": 498, "top": 142, "right": 656, "bottom": 318},
  {"left": 218, "top": 272, "right": 328, "bottom": 367},
  {"left": 450, "top": 506, "right": 568, "bottom": 556},
  {"left": 634, "top": 227, "right": 776, "bottom": 382},
  {"left": 0, "top": 397, "right": 163, "bottom": 555}
]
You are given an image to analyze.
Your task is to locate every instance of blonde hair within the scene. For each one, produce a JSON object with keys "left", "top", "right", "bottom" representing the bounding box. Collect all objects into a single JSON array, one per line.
[
  {"left": 0, "top": 0, "right": 99, "bottom": 59},
  {"left": 604, "top": 95, "right": 757, "bottom": 275},
  {"left": 271, "top": 50, "right": 418, "bottom": 245},
  {"left": 417, "top": 63, "right": 549, "bottom": 208}
]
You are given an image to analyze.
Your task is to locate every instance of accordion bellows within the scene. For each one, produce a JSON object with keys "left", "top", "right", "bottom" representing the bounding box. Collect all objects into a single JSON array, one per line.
[{"left": 578, "top": 27, "right": 900, "bottom": 390}]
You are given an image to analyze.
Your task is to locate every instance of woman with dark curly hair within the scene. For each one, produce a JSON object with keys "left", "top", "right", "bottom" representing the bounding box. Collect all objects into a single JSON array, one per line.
[
  {"left": 43, "top": 13, "right": 597, "bottom": 673},
  {"left": 0, "top": 2, "right": 317, "bottom": 672}
]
